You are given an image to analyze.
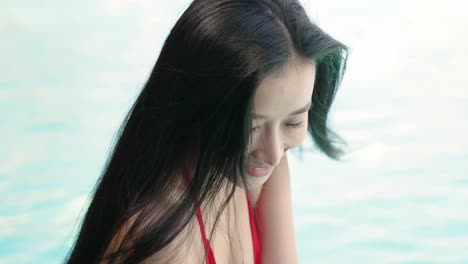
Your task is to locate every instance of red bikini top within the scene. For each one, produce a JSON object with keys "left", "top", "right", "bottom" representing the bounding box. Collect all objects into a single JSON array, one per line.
[{"left": 182, "top": 165, "right": 261, "bottom": 264}]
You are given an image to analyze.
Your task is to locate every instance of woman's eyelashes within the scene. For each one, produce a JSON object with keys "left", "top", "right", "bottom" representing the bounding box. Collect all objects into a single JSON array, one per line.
[
  {"left": 250, "top": 121, "right": 304, "bottom": 133},
  {"left": 286, "top": 121, "right": 304, "bottom": 128}
]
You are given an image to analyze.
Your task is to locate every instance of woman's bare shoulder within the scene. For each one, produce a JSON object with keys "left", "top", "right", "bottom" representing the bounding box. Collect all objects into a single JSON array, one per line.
[{"left": 102, "top": 173, "right": 204, "bottom": 263}]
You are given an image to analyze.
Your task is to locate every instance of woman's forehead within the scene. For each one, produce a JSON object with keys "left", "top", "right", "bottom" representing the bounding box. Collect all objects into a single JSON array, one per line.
[{"left": 253, "top": 61, "right": 315, "bottom": 118}]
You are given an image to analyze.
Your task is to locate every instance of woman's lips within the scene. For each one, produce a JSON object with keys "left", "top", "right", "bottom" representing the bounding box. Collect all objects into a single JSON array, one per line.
[{"left": 245, "top": 165, "right": 273, "bottom": 177}]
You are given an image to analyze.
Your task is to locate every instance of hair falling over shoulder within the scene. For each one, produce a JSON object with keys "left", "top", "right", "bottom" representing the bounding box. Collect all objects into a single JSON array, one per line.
[{"left": 63, "top": 0, "right": 348, "bottom": 263}]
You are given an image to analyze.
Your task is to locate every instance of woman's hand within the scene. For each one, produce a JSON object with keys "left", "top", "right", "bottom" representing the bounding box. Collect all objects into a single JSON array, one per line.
[{"left": 256, "top": 153, "right": 299, "bottom": 264}]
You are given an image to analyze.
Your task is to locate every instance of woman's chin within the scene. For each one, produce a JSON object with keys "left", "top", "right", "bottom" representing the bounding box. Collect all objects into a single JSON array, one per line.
[
  {"left": 230, "top": 166, "right": 271, "bottom": 190},
  {"left": 234, "top": 173, "right": 269, "bottom": 190}
]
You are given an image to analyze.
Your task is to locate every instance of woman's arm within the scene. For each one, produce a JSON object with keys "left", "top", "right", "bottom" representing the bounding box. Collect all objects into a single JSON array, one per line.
[{"left": 255, "top": 153, "right": 299, "bottom": 264}]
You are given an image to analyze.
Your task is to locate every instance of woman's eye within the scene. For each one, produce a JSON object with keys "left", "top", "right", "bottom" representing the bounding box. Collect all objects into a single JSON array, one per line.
[
  {"left": 286, "top": 121, "right": 304, "bottom": 128},
  {"left": 251, "top": 121, "right": 304, "bottom": 133}
]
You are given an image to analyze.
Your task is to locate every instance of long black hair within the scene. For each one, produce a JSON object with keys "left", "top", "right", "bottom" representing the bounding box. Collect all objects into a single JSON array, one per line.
[{"left": 64, "top": 0, "right": 348, "bottom": 263}]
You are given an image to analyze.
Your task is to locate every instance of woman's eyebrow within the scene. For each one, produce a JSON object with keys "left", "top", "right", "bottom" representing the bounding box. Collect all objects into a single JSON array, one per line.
[{"left": 254, "top": 101, "right": 312, "bottom": 120}]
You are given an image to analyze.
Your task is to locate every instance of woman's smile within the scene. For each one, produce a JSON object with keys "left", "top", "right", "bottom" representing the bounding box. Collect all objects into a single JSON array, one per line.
[{"left": 245, "top": 164, "right": 274, "bottom": 177}]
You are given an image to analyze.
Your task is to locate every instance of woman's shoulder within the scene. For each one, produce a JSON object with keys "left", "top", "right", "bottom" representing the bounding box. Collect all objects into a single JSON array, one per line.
[
  {"left": 102, "top": 172, "right": 205, "bottom": 263},
  {"left": 103, "top": 210, "right": 205, "bottom": 263}
]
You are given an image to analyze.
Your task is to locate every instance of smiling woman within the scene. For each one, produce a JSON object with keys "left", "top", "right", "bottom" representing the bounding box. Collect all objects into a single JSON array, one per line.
[
  {"left": 245, "top": 58, "right": 316, "bottom": 189},
  {"left": 63, "top": 0, "right": 348, "bottom": 263}
]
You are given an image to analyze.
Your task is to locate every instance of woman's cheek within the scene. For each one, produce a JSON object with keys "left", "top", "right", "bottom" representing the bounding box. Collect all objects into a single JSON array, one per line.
[
  {"left": 290, "top": 118, "right": 309, "bottom": 147},
  {"left": 292, "top": 126, "right": 308, "bottom": 147}
]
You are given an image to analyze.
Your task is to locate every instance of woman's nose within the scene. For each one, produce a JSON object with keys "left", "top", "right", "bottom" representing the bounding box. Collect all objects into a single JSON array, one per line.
[{"left": 259, "top": 127, "right": 285, "bottom": 167}]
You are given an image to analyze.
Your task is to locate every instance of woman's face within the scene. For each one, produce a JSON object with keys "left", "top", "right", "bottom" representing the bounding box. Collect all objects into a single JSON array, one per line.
[{"left": 240, "top": 59, "right": 316, "bottom": 190}]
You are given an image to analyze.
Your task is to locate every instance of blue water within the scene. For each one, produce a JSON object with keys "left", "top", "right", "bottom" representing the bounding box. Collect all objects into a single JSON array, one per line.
[{"left": 1, "top": 0, "right": 467, "bottom": 263}]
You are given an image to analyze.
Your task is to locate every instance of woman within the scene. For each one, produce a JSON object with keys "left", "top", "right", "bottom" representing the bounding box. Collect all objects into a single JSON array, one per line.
[{"left": 64, "top": 0, "right": 348, "bottom": 263}]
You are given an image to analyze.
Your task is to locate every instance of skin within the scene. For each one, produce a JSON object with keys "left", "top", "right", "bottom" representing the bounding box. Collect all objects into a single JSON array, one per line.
[
  {"left": 188, "top": 56, "right": 316, "bottom": 263},
  {"left": 244, "top": 57, "right": 316, "bottom": 264},
  {"left": 183, "top": 56, "right": 315, "bottom": 195},
  {"left": 102, "top": 57, "right": 316, "bottom": 264},
  {"left": 240, "top": 57, "right": 315, "bottom": 192}
]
